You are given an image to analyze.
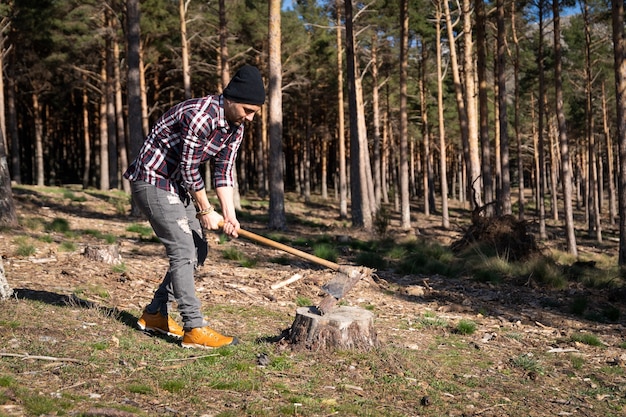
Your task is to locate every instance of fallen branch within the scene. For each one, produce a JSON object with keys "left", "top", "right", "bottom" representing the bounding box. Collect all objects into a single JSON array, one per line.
[
  {"left": 271, "top": 273, "right": 304, "bottom": 290},
  {"left": 0, "top": 352, "right": 86, "bottom": 364},
  {"left": 162, "top": 354, "right": 220, "bottom": 362}
]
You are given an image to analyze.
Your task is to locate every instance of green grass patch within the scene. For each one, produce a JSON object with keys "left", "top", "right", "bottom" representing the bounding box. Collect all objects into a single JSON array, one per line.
[
  {"left": 455, "top": 319, "right": 477, "bottom": 335},
  {"left": 45, "top": 217, "right": 71, "bottom": 233},
  {"left": 13, "top": 236, "right": 36, "bottom": 257},
  {"left": 312, "top": 243, "right": 337, "bottom": 263},
  {"left": 570, "top": 332, "right": 604, "bottom": 347},
  {"left": 126, "top": 223, "right": 154, "bottom": 239},
  {"left": 355, "top": 251, "right": 387, "bottom": 269},
  {"left": 59, "top": 241, "right": 77, "bottom": 252},
  {"left": 295, "top": 296, "right": 312, "bottom": 307},
  {"left": 511, "top": 353, "right": 543, "bottom": 374}
]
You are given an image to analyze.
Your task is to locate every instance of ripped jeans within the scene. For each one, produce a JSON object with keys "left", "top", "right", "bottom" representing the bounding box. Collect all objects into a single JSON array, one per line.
[{"left": 131, "top": 180, "right": 208, "bottom": 330}]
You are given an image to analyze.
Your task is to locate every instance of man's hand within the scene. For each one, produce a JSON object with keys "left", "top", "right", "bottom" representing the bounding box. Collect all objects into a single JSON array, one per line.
[{"left": 221, "top": 217, "right": 240, "bottom": 238}]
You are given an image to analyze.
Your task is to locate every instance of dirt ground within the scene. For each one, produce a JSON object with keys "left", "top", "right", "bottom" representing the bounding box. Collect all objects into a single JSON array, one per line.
[{"left": 0, "top": 185, "right": 625, "bottom": 416}]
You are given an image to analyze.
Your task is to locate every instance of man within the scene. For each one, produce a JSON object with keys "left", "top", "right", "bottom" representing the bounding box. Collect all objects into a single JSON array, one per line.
[{"left": 124, "top": 65, "right": 265, "bottom": 349}]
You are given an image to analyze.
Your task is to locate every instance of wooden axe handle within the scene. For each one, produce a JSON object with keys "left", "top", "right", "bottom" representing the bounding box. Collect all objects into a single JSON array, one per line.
[{"left": 221, "top": 222, "right": 341, "bottom": 271}]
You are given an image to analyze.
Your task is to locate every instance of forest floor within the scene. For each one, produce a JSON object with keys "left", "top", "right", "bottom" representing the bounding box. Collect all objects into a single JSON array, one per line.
[{"left": 0, "top": 184, "right": 625, "bottom": 417}]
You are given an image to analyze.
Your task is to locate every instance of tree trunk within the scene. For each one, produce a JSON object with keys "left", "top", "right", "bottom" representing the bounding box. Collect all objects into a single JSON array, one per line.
[
  {"left": 537, "top": 5, "right": 547, "bottom": 239},
  {"left": 114, "top": 40, "right": 129, "bottom": 194},
  {"left": 0, "top": 127, "right": 17, "bottom": 228},
  {"left": 497, "top": 0, "right": 511, "bottom": 215},
  {"left": 419, "top": 38, "right": 434, "bottom": 216},
  {"left": 612, "top": 0, "right": 626, "bottom": 265},
  {"left": 463, "top": 0, "right": 481, "bottom": 211},
  {"left": 436, "top": 0, "right": 450, "bottom": 229},
  {"left": 105, "top": 14, "right": 118, "bottom": 189},
  {"left": 345, "top": 0, "right": 371, "bottom": 229},
  {"left": 553, "top": 0, "right": 577, "bottom": 256},
  {"left": 583, "top": 0, "right": 601, "bottom": 241},
  {"left": 126, "top": 0, "right": 143, "bottom": 166},
  {"left": 602, "top": 82, "right": 617, "bottom": 225},
  {"left": 443, "top": 0, "right": 475, "bottom": 208},
  {"left": 399, "top": 0, "right": 411, "bottom": 230},
  {"left": 511, "top": 0, "right": 524, "bottom": 219},
  {"left": 7, "top": 67, "right": 20, "bottom": 184},
  {"left": 99, "top": 62, "right": 109, "bottom": 191},
  {"left": 0, "top": 24, "right": 5, "bottom": 151},
  {"left": 33, "top": 93, "right": 45, "bottom": 186},
  {"left": 336, "top": 0, "right": 348, "bottom": 219},
  {"left": 476, "top": 0, "right": 493, "bottom": 215},
  {"left": 268, "top": 0, "right": 286, "bottom": 230},
  {"left": 81, "top": 81, "right": 91, "bottom": 189},
  {"left": 0, "top": 258, "right": 13, "bottom": 300},
  {"left": 179, "top": 0, "right": 191, "bottom": 99},
  {"left": 371, "top": 36, "right": 382, "bottom": 207}
]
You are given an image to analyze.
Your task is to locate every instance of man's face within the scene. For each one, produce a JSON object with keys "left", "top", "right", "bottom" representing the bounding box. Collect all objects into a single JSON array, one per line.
[{"left": 224, "top": 99, "right": 261, "bottom": 127}]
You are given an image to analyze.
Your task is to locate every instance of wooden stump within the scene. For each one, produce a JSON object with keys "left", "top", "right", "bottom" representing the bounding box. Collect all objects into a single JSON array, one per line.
[
  {"left": 83, "top": 245, "right": 122, "bottom": 265},
  {"left": 289, "top": 306, "right": 378, "bottom": 351}
]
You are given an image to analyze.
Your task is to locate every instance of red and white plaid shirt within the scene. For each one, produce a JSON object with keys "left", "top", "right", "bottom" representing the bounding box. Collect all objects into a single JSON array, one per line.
[{"left": 124, "top": 95, "right": 243, "bottom": 195}]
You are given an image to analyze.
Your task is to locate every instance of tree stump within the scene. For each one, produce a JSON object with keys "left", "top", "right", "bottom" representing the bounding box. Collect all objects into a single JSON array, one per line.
[
  {"left": 289, "top": 306, "right": 378, "bottom": 351},
  {"left": 83, "top": 245, "right": 122, "bottom": 265},
  {"left": 0, "top": 258, "right": 13, "bottom": 300}
]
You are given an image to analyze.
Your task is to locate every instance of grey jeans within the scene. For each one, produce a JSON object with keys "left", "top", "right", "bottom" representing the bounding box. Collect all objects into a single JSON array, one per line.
[{"left": 131, "top": 180, "right": 208, "bottom": 329}]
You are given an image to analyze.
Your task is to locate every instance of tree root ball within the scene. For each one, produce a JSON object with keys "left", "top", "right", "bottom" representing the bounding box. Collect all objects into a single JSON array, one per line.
[{"left": 289, "top": 306, "right": 379, "bottom": 351}]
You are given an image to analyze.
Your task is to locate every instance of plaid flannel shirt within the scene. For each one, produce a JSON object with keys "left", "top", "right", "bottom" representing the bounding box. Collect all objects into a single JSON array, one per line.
[{"left": 124, "top": 95, "right": 243, "bottom": 195}]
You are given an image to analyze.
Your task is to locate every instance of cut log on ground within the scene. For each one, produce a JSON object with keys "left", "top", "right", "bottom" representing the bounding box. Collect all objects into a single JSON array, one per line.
[
  {"left": 289, "top": 306, "right": 378, "bottom": 351},
  {"left": 83, "top": 245, "right": 122, "bottom": 265}
]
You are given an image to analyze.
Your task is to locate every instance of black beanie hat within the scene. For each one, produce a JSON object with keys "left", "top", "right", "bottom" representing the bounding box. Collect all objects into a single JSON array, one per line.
[{"left": 223, "top": 65, "right": 265, "bottom": 105}]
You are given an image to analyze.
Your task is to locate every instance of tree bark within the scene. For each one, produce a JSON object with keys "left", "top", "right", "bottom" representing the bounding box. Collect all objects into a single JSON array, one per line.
[
  {"left": 537, "top": 4, "right": 547, "bottom": 239},
  {"left": 476, "top": 0, "right": 493, "bottom": 215},
  {"left": 33, "top": 93, "right": 45, "bottom": 186},
  {"left": 602, "top": 82, "right": 617, "bottom": 225},
  {"left": 268, "top": 0, "right": 286, "bottom": 230},
  {"left": 436, "top": 0, "right": 450, "bottom": 229},
  {"left": 443, "top": 0, "right": 475, "bottom": 208},
  {"left": 336, "top": 0, "right": 348, "bottom": 219},
  {"left": 179, "top": 0, "right": 191, "bottom": 99},
  {"left": 126, "top": 0, "right": 143, "bottom": 166},
  {"left": 0, "top": 127, "right": 17, "bottom": 228},
  {"left": 371, "top": 35, "right": 382, "bottom": 207},
  {"left": 419, "top": 37, "right": 434, "bottom": 216},
  {"left": 612, "top": 0, "right": 626, "bottom": 265},
  {"left": 463, "top": 0, "right": 481, "bottom": 211},
  {"left": 583, "top": 0, "right": 601, "bottom": 241},
  {"left": 0, "top": 258, "right": 13, "bottom": 301},
  {"left": 553, "top": 0, "right": 577, "bottom": 256},
  {"left": 345, "top": 0, "right": 371, "bottom": 229},
  {"left": 511, "top": 0, "right": 524, "bottom": 219},
  {"left": 399, "top": 0, "right": 411, "bottom": 230},
  {"left": 289, "top": 306, "right": 378, "bottom": 351},
  {"left": 497, "top": 0, "right": 511, "bottom": 214}
]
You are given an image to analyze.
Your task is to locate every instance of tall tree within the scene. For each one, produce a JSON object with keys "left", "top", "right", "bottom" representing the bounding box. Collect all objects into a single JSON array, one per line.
[
  {"left": 435, "top": 0, "right": 450, "bottom": 229},
  {"left": 126, "top": 0, "right": 143, "bottom": 168},
  {"left": 345, "top": 0, "right": 372, "bottom": 229},
  {"left": 553, "top": 0, "right": 577, "bottom": 256},
  {"left": 443, "top": 0, "right": 476, "bottom": 207},
  {"left": 336, "top": 0, "right": 348, "bottom": 219},
  {"left": 399, "top": 0, "right": 411, "bottom": 229},
  {"left": 613, "top": 0, "right": 626, "bottom": 265},
  {"left": 496, "top": 0, "right": 511, "bottom": 214},
  {"left": 268, "top": 0, "right": 286, "bottom": 230}
]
